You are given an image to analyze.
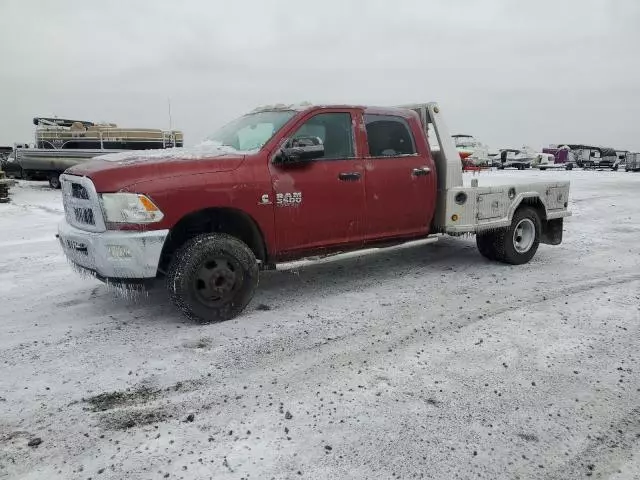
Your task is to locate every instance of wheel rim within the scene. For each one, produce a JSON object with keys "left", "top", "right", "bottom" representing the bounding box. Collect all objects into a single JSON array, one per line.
[
  {"left": 193, "top": 255, "right": 242, "bottom": 307},
  {"left": 513, "top": 218, "right": 535, "bottom": 253}
]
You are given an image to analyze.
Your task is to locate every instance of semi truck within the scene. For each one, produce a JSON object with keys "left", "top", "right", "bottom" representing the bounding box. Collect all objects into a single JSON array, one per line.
[{"left": 57, "top": 102, "right": 571, "bottom": 322}]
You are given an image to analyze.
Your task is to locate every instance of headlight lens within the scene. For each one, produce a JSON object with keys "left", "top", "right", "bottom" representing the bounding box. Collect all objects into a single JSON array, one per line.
[{"left": 100, "top": 193, "right": 164, "bottom": 224}]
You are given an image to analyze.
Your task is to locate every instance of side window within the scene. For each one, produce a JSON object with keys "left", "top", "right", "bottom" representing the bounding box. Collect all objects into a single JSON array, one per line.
[
  {"left": 364, "top": 114, "right": 416, "bottom": 157},
  {"left": 290, "top": 112, "right": 354, "bottom": 159}
]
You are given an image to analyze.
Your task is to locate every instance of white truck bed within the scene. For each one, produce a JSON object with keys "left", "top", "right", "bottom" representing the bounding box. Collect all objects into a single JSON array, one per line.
[
  {"left": 441, "top": 180, "right": 570, "bottom": 233},
  {"left": 402, "top": 102, "right": 572, "bottom": 236}
]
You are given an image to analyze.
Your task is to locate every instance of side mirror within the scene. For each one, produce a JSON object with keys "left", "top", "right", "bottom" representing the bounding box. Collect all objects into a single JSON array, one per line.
[{"left": 273, "top": 136, "right": 324, "bottom": 165}]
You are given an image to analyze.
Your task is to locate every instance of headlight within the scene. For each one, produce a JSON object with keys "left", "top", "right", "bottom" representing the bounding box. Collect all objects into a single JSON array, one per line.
[{"left": 100, "top": 193, "right": 164, "bottom": 224}]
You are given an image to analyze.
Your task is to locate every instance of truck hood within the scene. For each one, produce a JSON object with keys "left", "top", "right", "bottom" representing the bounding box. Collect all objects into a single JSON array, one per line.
[{"left": 66, "top": 142, "right": 248, "bottom": 191}]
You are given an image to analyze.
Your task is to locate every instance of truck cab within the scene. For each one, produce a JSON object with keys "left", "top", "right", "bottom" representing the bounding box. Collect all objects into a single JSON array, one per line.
[{"left": 58, "top": 102, "right": 571, "bottom": 322}]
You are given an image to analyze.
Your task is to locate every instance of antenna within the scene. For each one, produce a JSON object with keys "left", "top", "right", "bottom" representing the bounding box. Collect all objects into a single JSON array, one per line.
[{"left": 168, "top": 98, "right": 173, "bottom": 130}]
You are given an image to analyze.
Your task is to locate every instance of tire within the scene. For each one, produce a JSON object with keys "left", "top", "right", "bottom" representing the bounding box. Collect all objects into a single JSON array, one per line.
[
  {"left": 48, "top": 174, "right": 61, "bottom": 189},
  {"left": 539, "top": 167, "right": 547, "bottom": 171},
  {"left": 566, "top": 164, "right": 574, "bottom": 171},
  {"left": 476, "top": 207, "right": 541, "bottom": 265},
  {"left": 476, "top": 232, "right": 499, "bottom": 261},
  {"left": 166, "top": 233, "right": 259, "bottom": 322}
]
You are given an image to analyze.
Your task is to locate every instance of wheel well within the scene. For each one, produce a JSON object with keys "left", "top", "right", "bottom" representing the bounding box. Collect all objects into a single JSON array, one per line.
[
  {"left": 157, "top": 208, "right": 267, "bottom": 276},
  {"left": 516, "top": 197, "right": 563, "bottom": 244},
  {"left": 518, "top": 196, "right": 547, "bottom": 223}
]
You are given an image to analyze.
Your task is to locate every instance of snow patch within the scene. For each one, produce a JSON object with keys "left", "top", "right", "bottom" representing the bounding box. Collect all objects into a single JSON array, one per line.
[{"left": 97, "top": 140, "right": 256, "bottom": 164}]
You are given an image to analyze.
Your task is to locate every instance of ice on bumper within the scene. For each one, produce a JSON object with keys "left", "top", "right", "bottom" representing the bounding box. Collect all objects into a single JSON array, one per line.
[
  {"left": 58, "top": 173, "right": 167, "bottom": 279},
  {"left": 58, "top": 221, "right": 168, "bottom": 279}
]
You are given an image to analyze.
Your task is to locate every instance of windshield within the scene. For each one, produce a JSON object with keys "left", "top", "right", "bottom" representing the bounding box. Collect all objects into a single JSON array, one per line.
[{"left": 205, "top": 110, "right": 296, "bottom": 152}]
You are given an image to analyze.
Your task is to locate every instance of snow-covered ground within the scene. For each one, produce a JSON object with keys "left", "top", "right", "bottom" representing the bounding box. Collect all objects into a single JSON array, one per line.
[{"left": 1, "top": 170, "right": 639, "bottom": 480}]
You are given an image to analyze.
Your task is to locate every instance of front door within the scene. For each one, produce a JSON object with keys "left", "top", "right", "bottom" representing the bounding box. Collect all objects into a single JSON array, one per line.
[
  {"left": 362, "top": 113, "right": 434, "bottom": 240},
  {"left": 269, "top": 110, "right": 366, "bottom": 256}
]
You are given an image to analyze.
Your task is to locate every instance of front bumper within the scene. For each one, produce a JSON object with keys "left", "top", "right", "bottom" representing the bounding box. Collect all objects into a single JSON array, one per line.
[{"left": 58, "top": 220, "right": 169, "bottom": 280}]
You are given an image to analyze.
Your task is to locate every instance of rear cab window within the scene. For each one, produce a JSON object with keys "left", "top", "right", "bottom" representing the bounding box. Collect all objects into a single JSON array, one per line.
[{"left": 364, "top": 114, "right": 417, "bottom": 157}]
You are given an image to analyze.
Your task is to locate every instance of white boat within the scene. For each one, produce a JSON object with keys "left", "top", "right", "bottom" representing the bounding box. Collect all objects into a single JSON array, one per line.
[{"left": 452, "top": 134, "right": 491, "bottom": 166}]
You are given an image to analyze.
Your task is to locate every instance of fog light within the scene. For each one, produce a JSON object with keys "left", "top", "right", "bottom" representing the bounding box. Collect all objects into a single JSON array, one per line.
[
  {"left": 107, "top": 245, "right": 132, "bottom": 258},
  {"left": 451, "top": 214, "right": 459, "bottom": 222}
]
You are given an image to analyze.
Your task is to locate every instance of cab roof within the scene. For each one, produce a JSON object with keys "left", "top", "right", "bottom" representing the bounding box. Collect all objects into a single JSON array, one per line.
[{"left": 250, "top": 103, "right": 418, "bottom": 118}]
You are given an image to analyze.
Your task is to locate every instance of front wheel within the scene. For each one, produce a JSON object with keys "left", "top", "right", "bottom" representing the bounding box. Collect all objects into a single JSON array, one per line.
[
  {"left": 167, "top": 233, "right": 259, "bottom": 322},
  {"left": 476, "top": 207, "right": 541, "bottom": 265}
]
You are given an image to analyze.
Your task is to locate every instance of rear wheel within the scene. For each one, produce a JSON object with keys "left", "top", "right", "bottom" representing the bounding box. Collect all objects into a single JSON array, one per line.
[
  {"left": 475, "top": 207, "right": 541, "bottom": 265},
  {"left": 476, "top": 232, "right": 499, "bottom": 261},
  {"left": 167, "top": 233, "right": 259, "bottom": 322}
]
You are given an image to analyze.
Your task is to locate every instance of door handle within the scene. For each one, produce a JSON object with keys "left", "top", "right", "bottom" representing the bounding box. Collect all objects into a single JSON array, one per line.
[
  {"left": 338, "top": 172, "right": 361, "bottom": 181},
  {"left": 412, "top": 167, "right": 431, "bottom": 177}
]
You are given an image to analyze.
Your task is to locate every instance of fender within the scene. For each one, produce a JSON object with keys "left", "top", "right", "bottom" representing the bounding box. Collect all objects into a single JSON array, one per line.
[{"left": 505, "top": 192, "right": 545, "bottom": 222}]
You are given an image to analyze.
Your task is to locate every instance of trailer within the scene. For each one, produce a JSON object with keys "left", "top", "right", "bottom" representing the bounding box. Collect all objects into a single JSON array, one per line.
[
  {"left": 555, "top": 144, "right": 618, "bottom": 169},
  {"left": 626, "top": 152, "right": 640, "bottom": 172}
]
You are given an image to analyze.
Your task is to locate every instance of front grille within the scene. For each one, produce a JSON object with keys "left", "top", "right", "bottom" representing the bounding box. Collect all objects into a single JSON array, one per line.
[
  {"left": 74, "top": 207, "right": 95, "bottom": 225},
  {"left": 72, "top": 183, "right": 89, "bottom": 199},
  {"left": 61, "top": 174, "right": 106, "bottom": 232}
]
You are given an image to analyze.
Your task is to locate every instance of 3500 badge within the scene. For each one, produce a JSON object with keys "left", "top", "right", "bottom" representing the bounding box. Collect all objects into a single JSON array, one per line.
[
  {"left": 276, "top": 192, "right": 302, "bottom": 206},
  {"left": 259, "top": 192, "right": 303, "bottom": 207}
]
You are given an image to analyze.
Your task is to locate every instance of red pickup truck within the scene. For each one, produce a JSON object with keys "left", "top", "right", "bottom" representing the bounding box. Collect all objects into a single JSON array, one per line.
[{"left": 58, "top": 103, "right": 571, "bottom": 322}]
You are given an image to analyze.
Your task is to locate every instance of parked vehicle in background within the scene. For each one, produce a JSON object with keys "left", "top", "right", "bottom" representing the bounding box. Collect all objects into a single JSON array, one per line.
[
  {"left": 57, "top": 102, "right": 571, "bottom": 322},
  {"left": 0, "top": 151, "right": 22, "bottom": 178},
  {"left": 497, "top": 146, "right": 538, "bottom": 170},
  {"left": 532, "top": 152, "right": 563, "bottom": 170},
  {"left": 452, "top": 134, "right": 491, "bottom": 166},
  {"left": 538, "top": 146, "right": 575, "bottom": 170},
  {"left": 0, "top": 146, "right": 11, "bottom": 171},
  {"left": 0, "top": 146, "right": 11, "bottom": 161},
  {"left": 614, "top": 150, "right": 628, "bottom": 171},
  {"left": 14, "top": 117, "right": 184, "bottom": 189},
  {"left": 626, "top": 152, "right": 640, "bottom": 172},
  {"left": 0, "top": 145, "right": 29, "bottom": 179},
  {"left": 555, "top": 144, "right": 618, "bottom": 169}
]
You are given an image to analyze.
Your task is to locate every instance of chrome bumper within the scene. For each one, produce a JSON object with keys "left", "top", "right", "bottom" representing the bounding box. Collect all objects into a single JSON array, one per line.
[{"left": 57, "top": 220, "right": 169, "bottom": 279}]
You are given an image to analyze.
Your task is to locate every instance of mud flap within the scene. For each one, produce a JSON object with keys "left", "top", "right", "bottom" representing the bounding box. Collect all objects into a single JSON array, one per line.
[{"left": 541, "top": 218, "right": 563, "bottom": 245}]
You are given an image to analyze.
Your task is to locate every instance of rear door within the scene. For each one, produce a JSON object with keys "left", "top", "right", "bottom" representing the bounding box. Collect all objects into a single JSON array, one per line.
[
  {"left": 269, "top": 110, "right": 366, "bottom": 255},
  {"left": 362, "top": 113, "right": 435, "bottom": 240}
]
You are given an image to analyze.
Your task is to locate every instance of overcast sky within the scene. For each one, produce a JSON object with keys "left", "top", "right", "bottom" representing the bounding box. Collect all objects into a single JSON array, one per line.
[{"left": 1, "top": 0, "right": 638, "bottom": 151}]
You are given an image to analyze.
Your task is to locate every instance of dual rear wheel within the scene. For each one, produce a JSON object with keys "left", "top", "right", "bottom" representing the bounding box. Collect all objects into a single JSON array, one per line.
[{"left": 476, "top": 207, "right": 541, "bottom": 265}]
